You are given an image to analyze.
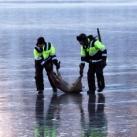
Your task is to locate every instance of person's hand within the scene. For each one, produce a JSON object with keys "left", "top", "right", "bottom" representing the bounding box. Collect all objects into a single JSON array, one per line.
[
  {"left": 41, "top": 57, "right": 52, "bottom": 66},
  {"left": 41, "top": 61, "right": 45, "bottom": 66}
]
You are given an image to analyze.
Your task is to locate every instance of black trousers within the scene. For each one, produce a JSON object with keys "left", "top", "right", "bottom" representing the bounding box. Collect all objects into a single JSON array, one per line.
[
  {"left": 35, "top": 60, "right": 56, "bottom": 91},
  {"left": 87, "top": 61, "right": 106, "bottom": 91}
]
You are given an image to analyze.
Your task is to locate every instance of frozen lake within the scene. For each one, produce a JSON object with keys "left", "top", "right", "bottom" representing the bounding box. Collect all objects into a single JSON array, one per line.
[{"left": 0, "top": 1, "right": 137, "bottom": 137}]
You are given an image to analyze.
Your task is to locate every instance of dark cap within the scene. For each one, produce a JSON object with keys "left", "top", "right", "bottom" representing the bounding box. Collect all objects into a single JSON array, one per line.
[
  {"left": 37, "top": 37, "right": 46, "bottom": 45},
  {"left": 76, "top": 33, "right": 87, "bottom": 41}
]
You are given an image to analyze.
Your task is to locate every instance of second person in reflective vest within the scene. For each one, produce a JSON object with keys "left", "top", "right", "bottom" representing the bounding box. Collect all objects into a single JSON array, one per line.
[{"left": 76, "top": 33, "right": 107, "bottom": 95}]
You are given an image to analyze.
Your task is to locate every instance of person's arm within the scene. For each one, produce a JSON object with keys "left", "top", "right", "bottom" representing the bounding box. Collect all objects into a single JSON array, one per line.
[
  {"left": 33, "top": 47, "right": 43, "bottom": 61},
  {"left": 94, "top": 40, "right": 107, "bottom": 65},
  {"left": 102, "top": 49, "right": 107, "bottom": 62},
  {"left": 94, "top": 40, "right": 105, "bottom": 51},
  {"left": 80, "top": 46, "right": 90, "bottom": 63},
  {"left": 50, "top": 44, "right": 60, "bottom": 69},
  {"left": 41, "top": 43, "right": 55, "bottom": 66},
  {"left": 88, "top": 40, "right": 106, "bottom": 57},
  {"left": 79, "top": 46, "right": 87, "bottom": 77}
]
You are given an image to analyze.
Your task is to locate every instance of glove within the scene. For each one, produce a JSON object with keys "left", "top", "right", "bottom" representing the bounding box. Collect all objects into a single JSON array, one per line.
[
  {"left": 79, "top": 63, "right": 85, "bottom": 77},
  {"left": 41, "top": 57, "right": 52, "bottom": 66},
  {"left": 41, "top": 60, "right": 45, "bottom": 66}
]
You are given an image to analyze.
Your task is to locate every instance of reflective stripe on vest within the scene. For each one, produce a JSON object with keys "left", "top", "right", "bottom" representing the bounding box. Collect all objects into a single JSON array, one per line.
[
  {"left": 80, "top": 46, "right": 86, "bottom": 57},
  {"left": 33, "top": 47, "right": 43, "bottom": 60},
  {"left": 80, "top": 40, "right": 106, "bottom": 57},
  {"left": 89, "top": 40, "right": 106, "bottom": 56},
  {"left": 43, "top": 42, "right": 56, "bottom": 59}
]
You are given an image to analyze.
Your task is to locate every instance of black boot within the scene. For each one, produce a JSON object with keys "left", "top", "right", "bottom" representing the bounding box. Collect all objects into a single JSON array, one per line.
[
  {"left": 37, "top": 90, "right": 44, "bottom": 94},
  {"left": 87, "top": 90, "right": 95, "bottom": 95},
  {"left": 53, "top": 88, "right": 57, "bottom": 93},
  {"left": 97, "top": 86, "right": 105, "bottom": 93}
]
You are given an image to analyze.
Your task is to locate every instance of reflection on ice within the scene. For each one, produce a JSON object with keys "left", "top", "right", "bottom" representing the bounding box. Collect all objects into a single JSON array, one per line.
[{"left": 35, "top": 93, "right": 107, "bottom": 137}]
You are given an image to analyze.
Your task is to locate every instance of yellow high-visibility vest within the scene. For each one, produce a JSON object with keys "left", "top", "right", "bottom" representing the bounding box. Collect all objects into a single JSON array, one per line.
[
  {"left": 42, "top": 42, "right": 56, "bottom": 60},
  {"left": 80, "top": 40, "right": 106, "bottom": 57},
  {"left": 33, "top": 47, "right": 43, "bottom": 60}
]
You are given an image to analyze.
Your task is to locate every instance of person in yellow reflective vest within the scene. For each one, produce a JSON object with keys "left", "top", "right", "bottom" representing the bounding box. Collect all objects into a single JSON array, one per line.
[
  {"left": 33, "top": 37, "right": 60, "bottom": 94},
  {"left": 76, "top": 33, "right": 107, "bottom": 95}
]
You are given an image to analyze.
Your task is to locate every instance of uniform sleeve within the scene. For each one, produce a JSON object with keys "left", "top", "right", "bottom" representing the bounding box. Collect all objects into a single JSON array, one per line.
[
  {"left": 94, "top": 40, "right": 105, "bottom": 51},
  {"left": 33, "top": 49, "right": 37, "bottom": 58},
  {"left": 33, "top": 49, "right": 41, "bottom": 60},
  {"left": 102, "top": 49, "right": 107, "bottom": 61},
  {"left": 49, "top": 43, "right": 58, "bottom": 61},
  {"left": 80, "top": 46, "right": 89, "bottom": 63},
  {"left": 80, "top": 46, "right": 86, "bottom": 57},
  {"left": 50, "top": 44, "right": 56, "bottom": 56}
]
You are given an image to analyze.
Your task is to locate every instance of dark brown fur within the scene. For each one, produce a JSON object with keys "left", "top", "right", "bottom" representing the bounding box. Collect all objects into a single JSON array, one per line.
[{"left": 49, "top": 71, "right": 82, "bottom": 93}]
